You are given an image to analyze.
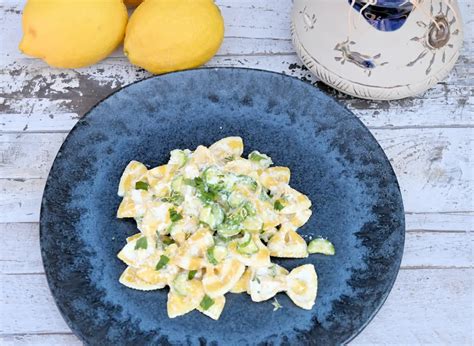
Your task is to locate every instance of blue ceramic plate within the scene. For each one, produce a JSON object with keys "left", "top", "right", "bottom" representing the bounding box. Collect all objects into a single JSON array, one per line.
[{"left": 40, "top": 68, "right": 404, "bottom": 345}]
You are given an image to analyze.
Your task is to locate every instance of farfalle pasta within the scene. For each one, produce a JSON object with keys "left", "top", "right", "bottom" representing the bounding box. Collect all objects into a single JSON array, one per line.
[{"left": 116, "top": 137, "right": 332, "bottom": 319}]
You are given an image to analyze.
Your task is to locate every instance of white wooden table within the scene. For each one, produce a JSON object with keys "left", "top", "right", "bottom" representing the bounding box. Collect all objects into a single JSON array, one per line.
[{"left": 0, "top": 1, "right": 472, "bottom": 344}]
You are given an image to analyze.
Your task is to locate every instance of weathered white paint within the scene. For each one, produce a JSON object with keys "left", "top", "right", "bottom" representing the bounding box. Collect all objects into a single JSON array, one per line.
[
  {"left": 0, "top": 128, "right": 471, "bottom": 222},
  {"left": 0, "top": 133, "right": 66, "bottom": 179},
  {"left": 1, "top": 0, "right": 472, "bottom": 61},
  {"left": 1, "top": 54, "right": 472, "bottom": 127},
  {"left": 0, "top": 0, "right": 295, "bottom": 59},
  {"left": 351, "top": 268, "right": 473, "bottom": 345},
  {"left": 0, "top": 0, "right": 472, "bottom": 343},
  {"left": 0, "top": 2, "right": 472, "bottom": 130},
  {"left": 402, "top": 231, "right": 473, "bottom": 268},
  {"left": 0, "top": 269, "right": 472, "bottom": 344},
  {"left": 3, "top": 174, "right": 472, "bottom": 225},
  {"left": 0, "top": 334, "right": 82, "bottom": 346},
  {"left": 0, "top": 178, "right": 43, "bottom": 223},
  {"left": 0, "top": 274, "right": 71, "bottom": 334},
  {"left": 1, "top": 67, "right": 472, "bottom": 131},
  {"left": 0, "top": 223, "right": 471, "bottom": 275},
  {"left": 405, "top": 212, "right": 474, "bottom": 232}
]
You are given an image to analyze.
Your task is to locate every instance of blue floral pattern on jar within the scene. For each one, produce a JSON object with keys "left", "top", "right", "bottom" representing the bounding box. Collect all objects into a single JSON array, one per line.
[{"left": 349, "top": 0, "right": 414, "bottom": 31}]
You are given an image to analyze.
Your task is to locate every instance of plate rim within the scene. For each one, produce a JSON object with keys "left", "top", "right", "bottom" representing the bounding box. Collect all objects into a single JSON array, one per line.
[{"left": 39, "top": 67, "right": 405, "bottom": 345}]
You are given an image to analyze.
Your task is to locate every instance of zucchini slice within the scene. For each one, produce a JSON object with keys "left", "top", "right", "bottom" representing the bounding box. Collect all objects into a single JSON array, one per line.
[{"left": 307, "top": 238, "right": 335, "bottom": 255}]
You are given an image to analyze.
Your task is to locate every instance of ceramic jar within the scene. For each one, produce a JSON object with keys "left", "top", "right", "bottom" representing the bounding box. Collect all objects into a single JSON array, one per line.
[{"left": 291, "top": 0, "right": 464, "bottom": 100}]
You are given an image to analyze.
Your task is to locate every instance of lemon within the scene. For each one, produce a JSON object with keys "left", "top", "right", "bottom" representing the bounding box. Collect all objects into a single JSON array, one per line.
[
  {"left": 124, "top": 0, "right": 143, "bottom": 7},
  {"left": 19, "top": 0, "right": 128, "bottom": 68},
  {"left": 124, "top": 0, "right": 224, "bottom": 74}
]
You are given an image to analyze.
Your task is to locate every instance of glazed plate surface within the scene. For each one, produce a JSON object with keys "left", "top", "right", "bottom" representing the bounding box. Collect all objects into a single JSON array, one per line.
[{"left": 40, "top": 68, "right": 404, "bottom": 345}]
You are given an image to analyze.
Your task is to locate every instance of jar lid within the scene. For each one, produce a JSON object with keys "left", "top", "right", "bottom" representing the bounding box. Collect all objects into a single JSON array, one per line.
[{"left": 291, "top": 0, "right": 464, "bottom": 100}]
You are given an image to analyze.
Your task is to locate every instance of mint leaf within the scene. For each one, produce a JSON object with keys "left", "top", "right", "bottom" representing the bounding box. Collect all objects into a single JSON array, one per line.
[
  {"left": 161, "top": 236, "right": 174, "bottom": 246},
  {"left": 155, "top": 255, "right": 170, "bottom": 270},
  {"left": 135, "top": 181, "right": 149, "bottom": 191},
  {"left": 188, "top": 270, "right": 197, "bottom": 280},
  {"left": 162, "top": 191, "right": 184, "bottom": 206},
  {"left": 169, "top": 208, "right": 183, "bottom": 222},
  {"left": 274, "top": 200, "right": 285, "bottom": 211},
  {"left": 200, "top": 295, "right": 215, "bottom": 310},
  {"left": 134, "top": 237, "right": 148, "bottom": 250},
  {"left": 206, "top": 247, "right": 218, "bottom": 265}
]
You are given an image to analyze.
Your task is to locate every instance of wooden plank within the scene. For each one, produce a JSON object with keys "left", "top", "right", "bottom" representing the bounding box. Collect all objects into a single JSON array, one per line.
[
  {"left": 0, "top": 274, "right": 71, "bottom": 334},
  {"left": 1, "top": 0, "right": 472, "bottom": 60},
  {"left": 0, "top": 334, "right": 81, "bottom": 346},
  {"left": 402, "top": 231, "right": 473, "bottom": 269},
  {"left": 0, "top": 0, "right": 293, "bottom": 62},
  {"left": 352, "top": 269, "right": 473, "bottom": 345},
  {"left": 372, "top": 128, "right": 473, "bottom": 214},
  {"left": 0, "top": 55, "right": 472, "bottom": 131},
  {"left": 0, "top": 112, "right": 78, "bottom": 133},
  {"left": 0, "top": 0, "right": 472, "bottom": 344},
  {"left": 1, "top": 223, "right": 471, "bottom": 275},
  {"left": 405, "top": 212, "right": 474, "bottom": 232},
  {"left": 0, "top": 269, "right": 471, "bottom": 344},
  {"left": 0, "top": 223, "right": 43, "bottom": 275},
  {"left": 0, "top": 133, "right": 66, "bottom": 179},
  {"left": 0, "top": 178, "right": 43, "bottom": 223},
  {"left": 0, "top": 128, "right": 471, "bottom": 219},
  {"left": 0, "top": 1, "right": 472, "bottom": 130}
]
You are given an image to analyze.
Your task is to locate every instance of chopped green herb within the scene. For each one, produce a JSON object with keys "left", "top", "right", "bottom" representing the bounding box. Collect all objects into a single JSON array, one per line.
[
  {"left": 200, "top": 295, "right": 215, "bottom": 310},
  {"left": 169, "top": 208, "right": 183, "bottom": 222},
  {"left": 155, "top": 255, "right": 170, "bottom": 270},
  {"left": 249, "top": 151, "right": 273, "bottom": 168},
  {"left": 200, "top": 189, "right": 218, "bottom": 203},
  {"left": 188, "top": 270, "right": 197, "bottom": 280},
  {"left": 161, "top": 236, "right": 174, "bottom": 246},
  {"left": 206, "top": 246, "right": 219, "bottom": 265},
  {"left": 194, "top": 177, "right": 205, "bottom": 188},
  {"left": 270, "top": 264, "right": 277, "bottom": 277},
  {"left": 272, "top": 297, "right": 283, "bottom": 311},
  {"left": 274, "top": 200, "right": 285, "bottom": 211},
  {"left": 224, "top": 156, "right": 235, "bottom": 162},
  {"left": 190, "top": 176, "right": 219, "bottom": 203},
  {"left": 135, "top": 181, "right": 149, "bottom": 191},
  {"left": 162, "top": 191, "right": 184, "bottom": 205},
  {"left": 134, "top": 237, "right": 148, "bottom": 250}
]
